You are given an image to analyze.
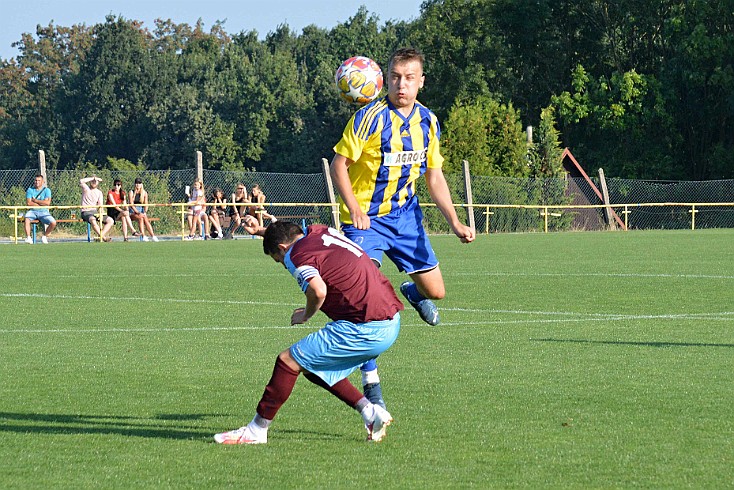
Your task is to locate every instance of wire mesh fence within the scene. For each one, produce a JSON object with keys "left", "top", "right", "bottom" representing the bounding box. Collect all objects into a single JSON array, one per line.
[
  {"left": 606, "top": 178, "right": 734, "bottom": 230},
  {"left": 1, "top": 166, "right": 733, "bottom": 240}
]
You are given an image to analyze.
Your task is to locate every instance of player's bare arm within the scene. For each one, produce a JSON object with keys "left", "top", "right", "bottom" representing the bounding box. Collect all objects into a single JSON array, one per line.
[
  {"left": 291, "top": 276, "right": 327, "bottom": 325},
  {"left": 425, "top": 167, "right": 475, "bottom": 243},
  {"left": 330, "top": 154, "right": 370, "bottom": 230}
]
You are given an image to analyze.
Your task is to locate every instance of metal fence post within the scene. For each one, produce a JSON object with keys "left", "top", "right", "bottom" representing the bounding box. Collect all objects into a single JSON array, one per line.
[
  {"left": 689, "top": 205, "right": 698, "bottom": 230},
  {"left": 462, "top": 160, "right": 475, "bottom": 233},
  {"left": 321, "top": 158, "right": 339, "bottom": 229},
  {"left": 38, "top": 150, "right": 47, "bottom": 182},
  {"left": 598, "top": 168, "right": 617, "bottom": 230}
]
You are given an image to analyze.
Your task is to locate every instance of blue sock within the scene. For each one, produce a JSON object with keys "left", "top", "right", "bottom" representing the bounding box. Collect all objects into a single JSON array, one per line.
[
  {"left": 361, "top": 358, "right": 378, "bottom": 372},
  {"left": 404, "top": 282, "right": 425, "bottom": 303}
]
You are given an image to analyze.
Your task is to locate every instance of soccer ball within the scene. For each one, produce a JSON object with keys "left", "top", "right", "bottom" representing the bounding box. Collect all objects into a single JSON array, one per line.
[{"left": 335, "top": 56, "right": 383, "bottom": 105}]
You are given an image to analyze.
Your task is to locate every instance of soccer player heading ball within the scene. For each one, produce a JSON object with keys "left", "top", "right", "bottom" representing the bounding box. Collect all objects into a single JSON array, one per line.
[{"left": 329, "top": 47, "right": 476, "bottom": 406}]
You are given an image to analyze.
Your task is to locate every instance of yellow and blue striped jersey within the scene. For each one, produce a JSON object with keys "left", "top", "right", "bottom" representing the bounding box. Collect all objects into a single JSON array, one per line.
[{"left": 333, "top": 96, "right": 444, "bottom": 224}]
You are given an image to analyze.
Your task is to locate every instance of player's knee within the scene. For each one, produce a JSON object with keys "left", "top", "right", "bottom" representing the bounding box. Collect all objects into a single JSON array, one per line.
[{"left": 419, "top": 283, "right": 445, "bottom": 300}]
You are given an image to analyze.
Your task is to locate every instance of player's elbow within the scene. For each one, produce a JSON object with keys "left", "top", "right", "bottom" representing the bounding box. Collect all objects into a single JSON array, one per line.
[
  {"left": 313, "top": 285, "right": 328, "bottom": 301},
  {"left": 307, "top": 281, "right": 328, "bottom": 301}
]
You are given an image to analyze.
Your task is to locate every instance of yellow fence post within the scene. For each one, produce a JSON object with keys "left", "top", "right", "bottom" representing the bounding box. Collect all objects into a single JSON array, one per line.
[
  {"left": 689, "top": 205, "right": 697, "bottom": 230},
  {"left": 13, "top": 206, "right": 20, "bottom": 243},
  {"left": 179, "top": 203, "right": 186, "bottom": 240},
  {"left": 484, "top": 206, "right": 493, "bottom": 234}
]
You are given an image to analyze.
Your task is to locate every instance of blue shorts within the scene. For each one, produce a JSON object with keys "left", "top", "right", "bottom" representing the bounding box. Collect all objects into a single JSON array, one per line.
[
  {"left": 342, "top": 199, "right": 438, "bottom": 273},
  {"left": 289, "top": 313, "right": 400, "bottom": 386},
  {"left": 24, "top": 210, "right": 56, "bottom": 225}
]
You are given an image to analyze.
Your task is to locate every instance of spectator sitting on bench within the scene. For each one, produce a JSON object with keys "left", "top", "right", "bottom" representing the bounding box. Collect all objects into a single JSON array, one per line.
[
  {"left": 129, "top": 177, "right": 159, "bottom": 242},
  {"left": 223, "top": 183, "right": 250, "bottom": 239},
  {"left": 107, "top": 179, "right": 139, "bottom": 241},
  {"left": 23, "top": 174, "right": 57, "bottom": 244},
  {"left": 80, "top": 176, "right": 114, "bottom": 242},
  {"left": 185, "top": 179, "right": 209, "bottom": 240},
  {"left": 208, "top": 187, "right": 226, "bottom": 239},
  {"left": 248, "top": 184, "right": 277, "bottom": 226}
]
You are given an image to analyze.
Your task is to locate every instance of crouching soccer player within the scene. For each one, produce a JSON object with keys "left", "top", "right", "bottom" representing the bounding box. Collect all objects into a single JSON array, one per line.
[{"left": 214, "top": 220, "right": 404, "bottom": 444}]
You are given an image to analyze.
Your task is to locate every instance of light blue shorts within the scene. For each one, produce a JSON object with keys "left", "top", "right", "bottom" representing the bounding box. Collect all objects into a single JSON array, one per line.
[
  {"left": 24, "top": 210, "right": 56, "bottom": 225},
  {"left": 289, "top": 312, "right": 400, "bottom": 386},
  {"left": 342, "top": 199, "right": 438, "bottom": 273}
]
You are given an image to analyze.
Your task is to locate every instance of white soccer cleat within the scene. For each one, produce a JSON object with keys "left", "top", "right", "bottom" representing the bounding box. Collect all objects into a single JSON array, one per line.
[
  {"left": 41, "top": 236, "right": 48, "bottom": 244},
  {"left": 214, "top": 425, "right": 267, "bottom": 445},
  {"left": 142, "top": 236, "right": 150, "bottom": 242},
  {"left": 24, "top": 236, "right": 33, "bottom": 244},
  {"left": 362, "top": 404, "right": 393, "bottom": 442},
  {"left": 151, "top": 236, "right": 159, "bottom": 242}
]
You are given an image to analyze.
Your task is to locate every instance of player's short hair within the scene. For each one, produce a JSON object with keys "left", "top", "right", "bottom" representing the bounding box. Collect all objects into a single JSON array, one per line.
[
  {"left": 388, "top": 47, "right": 425, "bottom": 71},
  {"left": 263, "top": 221, "right": 304, "bottom": 255}
]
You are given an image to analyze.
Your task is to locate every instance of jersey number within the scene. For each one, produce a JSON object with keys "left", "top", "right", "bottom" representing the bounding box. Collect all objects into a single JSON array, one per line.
[{"left": 321, "top": 228, "right": 363, "bottom": 257}]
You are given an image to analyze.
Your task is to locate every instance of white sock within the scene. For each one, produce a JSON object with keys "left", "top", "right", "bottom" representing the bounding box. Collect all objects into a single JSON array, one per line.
[
  {"left": 360, "top": 403, "right": 376, "bottom": 424},
  {"left": 362, "top": 369, "right": 380, "bottom": 386},
  {"left": 252, "top": 414, "right": 271, "bottom": 431}
]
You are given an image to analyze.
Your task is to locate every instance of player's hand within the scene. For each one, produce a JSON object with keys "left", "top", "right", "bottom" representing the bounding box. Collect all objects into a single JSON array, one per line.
[
  {"left": 350, "top": 209, "right": 371, "bottom": 230},
  {"left": 290, "top": 308, "right": 308, "bottom": 325},
  {"left": 454, "top": 224, "right": 476, "bottom": 243}
]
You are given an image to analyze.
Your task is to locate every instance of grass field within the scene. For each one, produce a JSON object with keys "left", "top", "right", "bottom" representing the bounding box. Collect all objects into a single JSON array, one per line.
[{"left": 1, "top": 229, "right": 733, "bottom": 488}]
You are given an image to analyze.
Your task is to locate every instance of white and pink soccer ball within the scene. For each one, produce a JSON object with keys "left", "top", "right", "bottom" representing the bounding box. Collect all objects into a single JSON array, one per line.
[{"left": 335, "top": 56, "right": 384, "bottom": 105}]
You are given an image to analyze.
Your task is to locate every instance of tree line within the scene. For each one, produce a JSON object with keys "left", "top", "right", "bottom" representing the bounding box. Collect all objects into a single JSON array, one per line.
[{"left": 1, "top": 0, "right": 732, "bottom": 180}]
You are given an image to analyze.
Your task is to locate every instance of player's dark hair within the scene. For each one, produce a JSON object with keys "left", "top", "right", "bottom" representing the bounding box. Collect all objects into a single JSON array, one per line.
[
  {"left": 263, "top": 221, "right": 304, "bottom": 255},
  {"left": 388, "top": 47, "right": 425, "bottom": 71}
]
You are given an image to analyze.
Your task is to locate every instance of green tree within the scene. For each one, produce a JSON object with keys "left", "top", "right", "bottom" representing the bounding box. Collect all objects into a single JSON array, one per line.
[
  {"left": 407, "top": 0, "right": 505, "bottom": 121},
  {"left": 552, "top": 64, "right": 681, "bottom": 179},
  {"left": 528, "top": 106, "right": 565, "bottom": 178},
  {"left": 0, "top": 22, "right": 91, "bottom": 168},
  {"left": 443, "top": 95, "right": 528, "bottom": 176},
  {"left": 62, "top": 16, "right": 164, "bottom": 166}
]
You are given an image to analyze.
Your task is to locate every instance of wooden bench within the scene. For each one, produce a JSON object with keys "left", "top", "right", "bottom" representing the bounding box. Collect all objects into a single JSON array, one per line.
[
  {"left": 217, "top": 213, "right": 320, "bottom": 236},
  {"left": 17, "top": 218, "right": 90, "bottom": 243},
  {"left": 16, "top": 215, "right": 160, "bottom": 243},
  {"left": 274, "top": 214, "right": 321, "bottom": 228}
]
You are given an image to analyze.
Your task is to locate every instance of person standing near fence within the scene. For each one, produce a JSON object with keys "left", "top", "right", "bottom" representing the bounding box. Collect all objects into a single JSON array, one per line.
[
  {"left": 23, "top": 174, "right": 56, "bottom": 244},
  {"left": 329, "top": 47, "right": 475, "bottom": 407},
  {"left": 80, "top": 176, "right": 114, "bottom": 242}
]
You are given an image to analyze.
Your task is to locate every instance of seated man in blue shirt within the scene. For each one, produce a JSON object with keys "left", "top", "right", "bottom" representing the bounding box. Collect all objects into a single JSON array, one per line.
[{"left": 24, "top": 174, "right": 57, "bottom": 244}]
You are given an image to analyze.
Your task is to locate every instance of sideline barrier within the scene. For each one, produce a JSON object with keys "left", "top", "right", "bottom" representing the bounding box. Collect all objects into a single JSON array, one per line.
[
  {"left": 2, "top": 202, "right": 340, "bottom": 243},
  {"left": 3, "top": 201, "right": 734, "bottom": 243},
  {"left": 5, "top": 203, "right": 169, "bottom": 243}
]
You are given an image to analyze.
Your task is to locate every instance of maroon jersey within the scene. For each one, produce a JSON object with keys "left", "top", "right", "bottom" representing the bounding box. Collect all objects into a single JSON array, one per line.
[{"left": 285, "top": 225, "right": 403, "bottom": 323}]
